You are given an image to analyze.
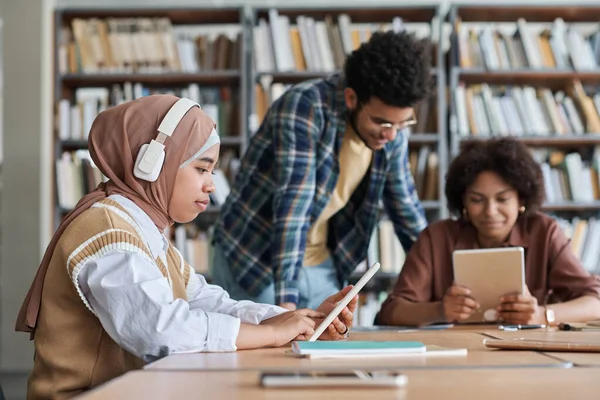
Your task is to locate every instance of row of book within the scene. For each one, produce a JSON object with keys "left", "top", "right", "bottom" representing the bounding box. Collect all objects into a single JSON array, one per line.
[
  {"left": 253, "top": 81, "right": 438, "bottom": 134},
  {"left": 352, "top": 219, "right": 407, "bottom": 278},
  {"left": 56, "top": 145, "right": 600, "bottom": 215},
  {"left": 55, "top": 149, "right": 238, "bottom": 211},
  {"left": 456, "top": 18, "right": 600, "bottom": 70},
  {"left": 56, "top": 84, "right": 238, "bottom": 141},
  {"left": 61, "top": 146, "right": 600, "bottom": 214},
  {"left": 409, "top": 146, "right": 439, "bottom": 202},
  {"left": 354, "top": 292, "right": 388, "bottom": 327},
  {"left": 253, "top": 9, "right": 432, "bottom": 73},
  {"left": 172, "top": 224, "right": 210, "bottom": 275},
  {"left": 453, "top": 80, "right": 600, "bottom": 137},
  {"left": 59, "top": 17, "right": 241, "bottom": 74},
  {"left": 555, "top": 216, "right": 600, "bottom": 275},
  {"left": 533, "top": 148, "right": 600, "bottom": 204},
  {"left": 62, "top": 14, "right": 600, "bottom": 75},
  {"left": 56, "top": 150, "right": 106, "bottom": 210}
]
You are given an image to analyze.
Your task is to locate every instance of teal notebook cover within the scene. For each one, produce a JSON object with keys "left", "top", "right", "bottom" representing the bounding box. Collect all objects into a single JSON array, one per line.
[{"left": 292, "top": 341, "right": 425, "bottom": 354}]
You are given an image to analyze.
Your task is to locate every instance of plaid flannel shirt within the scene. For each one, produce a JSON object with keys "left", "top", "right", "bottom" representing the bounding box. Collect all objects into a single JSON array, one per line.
[{"left": 213, "top": 73, "right": 427, "bottom": 305}]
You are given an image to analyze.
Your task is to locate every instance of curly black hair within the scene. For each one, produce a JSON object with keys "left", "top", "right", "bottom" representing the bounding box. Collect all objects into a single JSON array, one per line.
[
  {"left": 445, "top": 138, "right": 545, "bottom": 217},
  {"left": 344, "top": 30, "right": 432, "bottom": 107}
]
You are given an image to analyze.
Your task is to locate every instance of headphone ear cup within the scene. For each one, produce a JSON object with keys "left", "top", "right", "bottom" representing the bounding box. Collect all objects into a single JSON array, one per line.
[
  {"left": 134, "top": 142, "right": 166, "bottom": 182},
  {"left": 131, "top": 98, "right": 200, "bottom": 183}
]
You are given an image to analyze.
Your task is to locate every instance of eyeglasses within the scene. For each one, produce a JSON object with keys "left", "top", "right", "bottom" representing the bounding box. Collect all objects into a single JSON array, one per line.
[{"left": 363, "top": 106, "right": 417, "bottom": 132}]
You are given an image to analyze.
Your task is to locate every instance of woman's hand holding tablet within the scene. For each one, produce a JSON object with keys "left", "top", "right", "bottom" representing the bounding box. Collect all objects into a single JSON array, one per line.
[{"left": 308, "top": 263, "right": 381, "bottom": 341}]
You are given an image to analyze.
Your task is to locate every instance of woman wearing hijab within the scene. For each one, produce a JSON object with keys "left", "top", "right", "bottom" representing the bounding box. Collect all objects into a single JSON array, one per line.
[{"left": 16, "top": 95, "right": 357, "bottom": 399}]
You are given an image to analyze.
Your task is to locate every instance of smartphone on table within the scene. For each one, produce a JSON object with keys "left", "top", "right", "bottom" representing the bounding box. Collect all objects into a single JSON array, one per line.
[{"left": 260, "top": 370, "right": 408, "bottom": 388}]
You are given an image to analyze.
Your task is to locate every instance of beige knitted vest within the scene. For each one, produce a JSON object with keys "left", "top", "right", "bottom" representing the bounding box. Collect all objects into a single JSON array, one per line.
[{"left": 27, "top": 198, "right": 192, "bottom": 400}]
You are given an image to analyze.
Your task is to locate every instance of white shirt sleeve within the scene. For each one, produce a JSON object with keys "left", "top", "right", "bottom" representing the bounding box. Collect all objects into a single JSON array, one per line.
[
  {"left": 77, "top": 251, "right": 242, "bottom": 362},
  {"left": 185, "top": 272, "right": 288, "bottom": 324}
]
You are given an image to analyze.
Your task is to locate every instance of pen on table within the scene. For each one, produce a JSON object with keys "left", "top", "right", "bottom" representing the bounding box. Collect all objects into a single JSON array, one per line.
[
  {"left": 559, "top": 323, "right": 574, "bottom": 331},
  {"left": 499, "top": 324, "right": 546, "bottom": 331}
]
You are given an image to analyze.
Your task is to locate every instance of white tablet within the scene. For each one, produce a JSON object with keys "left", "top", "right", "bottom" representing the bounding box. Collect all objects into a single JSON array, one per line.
[
  {"left": 308, "top": 262, "right": 381, "bottom": 341},
  {"left": 452, "top": 247, "right": 525, "bottom": 323}
]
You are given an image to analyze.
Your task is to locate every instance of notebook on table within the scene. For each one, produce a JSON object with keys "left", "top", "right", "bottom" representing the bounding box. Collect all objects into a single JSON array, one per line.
[
  {"left": 290, "top": 341, "right": 428, "bottom": 360},
  {"left": 288, "top": 341, "right": 466, "bottom": 359},
  {"left": 291, "top": 341, "right": 426, "bottom": 357},
  {"left": 484, "top": 338, "right": 600, "bottom": 352}
]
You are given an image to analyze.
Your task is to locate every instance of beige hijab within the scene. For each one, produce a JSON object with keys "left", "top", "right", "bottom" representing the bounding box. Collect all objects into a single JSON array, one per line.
[{"left": 16, "top": 94, "right": 217, "bottom": 334}]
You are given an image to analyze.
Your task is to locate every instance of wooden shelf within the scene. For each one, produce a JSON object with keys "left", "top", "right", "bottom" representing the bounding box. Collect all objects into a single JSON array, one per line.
[
  {"left": 255, "top": 7, "right": 437, "bottom": 23},
  {"left": 256, "top": 68, "right": 438, "bottom": 84},
  {"left": 60, "top": 71, "right": 241, "bottom": 86},
  {"left": 219, "top": 136, "right": 243, "bottom": 146},
  {"left": 255, "top": 71, "right": 330, "bottom": 84},
  {"left": 59, "top": 8, "right": 242, "bottom": 25},
  {"left": 421, "top": 200, "right": 441, "bottom": 210},
  {"left": 202, "top": 206, "right": 221, "bottom": 215},
  {"left": 59, "top": 136, "right": 242, "bottom": 150},
  {"left": 454, "top": 5, "right": 600, "bottom": 23},
  {"left": 61, "top": 205, "right": 224, "bottom": 219},
  {"left": 408, "top": 134, "right": 439, "bottom": 145},
  {"left": 59, "top": 207, "right": 72, "bottom": 215},
  {"left": 542, "top": 202, "right": 600, "bottom": 212},
  {"left": 459, "top": 135, "right": 600, "bottom": 147},
  {"left": 350, "top": 271, "right": 399, "bottom": 281},
  {"left": 455, "top": 68, "right": 600, "bottom": 86},
  {"left": 60, "top": 139, "right": 88, "bottom": 150},
  {"left": 62, "top": 202, "right": 440, "bottom": 217}
]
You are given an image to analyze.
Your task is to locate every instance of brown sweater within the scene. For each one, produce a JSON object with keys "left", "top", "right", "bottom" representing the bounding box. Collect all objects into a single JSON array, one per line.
[
  {"left": 28, "top": 199, "right": 191, "bottom": 400},
  {"left": 379, "top": 212, "right": 600, "bottom": 323}
]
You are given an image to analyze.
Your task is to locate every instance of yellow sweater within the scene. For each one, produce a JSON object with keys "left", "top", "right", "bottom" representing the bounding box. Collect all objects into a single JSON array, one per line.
[
  {"left": 304, "top": 126, "right": 373, "bottom": 266},
  {"left": 28, "top": 198, "right": 192, "bottom": 400}
]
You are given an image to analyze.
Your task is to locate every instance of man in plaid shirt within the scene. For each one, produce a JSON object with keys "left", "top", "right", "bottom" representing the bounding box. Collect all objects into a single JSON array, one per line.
[{"left": 212, "top": 31, "right": 431, "bottom": 311}]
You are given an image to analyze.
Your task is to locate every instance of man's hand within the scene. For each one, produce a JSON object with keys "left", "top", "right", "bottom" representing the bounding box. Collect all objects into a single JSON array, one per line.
[
  {"left": 313, "top": 285, "right": 358, "bottom": 341},
  {"left": 278, "top": 302, "right": 297, "bottom": 311}
]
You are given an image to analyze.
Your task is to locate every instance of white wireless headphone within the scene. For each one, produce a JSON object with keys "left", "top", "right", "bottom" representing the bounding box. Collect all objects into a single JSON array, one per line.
[{"left": 133, "top": 98, "right": 200, "bottom": 182}]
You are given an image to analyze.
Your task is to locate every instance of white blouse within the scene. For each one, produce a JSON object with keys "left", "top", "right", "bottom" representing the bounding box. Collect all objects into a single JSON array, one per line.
[{"left": 77, "top": 194, "right": 286, "bottom": 362}]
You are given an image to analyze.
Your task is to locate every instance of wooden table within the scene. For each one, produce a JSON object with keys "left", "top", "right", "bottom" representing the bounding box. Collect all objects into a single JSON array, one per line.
[
  {"left": 77, "top": 368, "right": 600, "bottom": 400},
  {"left": 483, "top": 328, "right": 600, "bottom": 367},
  {"left": 145, "top": 331, "right": 569, "bottom": 371}
]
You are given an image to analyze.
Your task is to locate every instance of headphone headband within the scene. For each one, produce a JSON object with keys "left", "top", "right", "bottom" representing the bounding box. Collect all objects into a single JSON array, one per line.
[{"left": 158, "top": 98, "right": 200, "bottom": 138}]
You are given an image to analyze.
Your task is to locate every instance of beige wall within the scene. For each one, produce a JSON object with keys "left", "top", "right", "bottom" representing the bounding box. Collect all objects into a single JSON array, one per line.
[{"left": 0, "top": 0, "right": 53, "bottom": 371}]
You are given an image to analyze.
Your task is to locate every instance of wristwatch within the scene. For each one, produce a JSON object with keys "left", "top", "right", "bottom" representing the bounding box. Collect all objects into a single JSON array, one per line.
[{"left": 544, "top": 306, "right": 556, "bottom": 326}]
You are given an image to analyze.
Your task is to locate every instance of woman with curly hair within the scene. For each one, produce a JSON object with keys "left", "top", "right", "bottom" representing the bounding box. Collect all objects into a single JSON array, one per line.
[{"left": 377, "top": 138, "right": 600, "bottom": 327}]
